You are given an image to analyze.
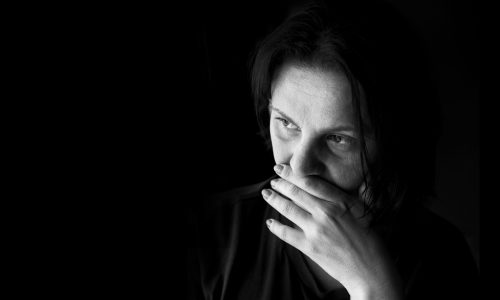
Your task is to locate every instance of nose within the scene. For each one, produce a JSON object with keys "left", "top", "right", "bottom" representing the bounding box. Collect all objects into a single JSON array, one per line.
[{"left": 289, "top": 137, "right": 324, "bottom": 177}]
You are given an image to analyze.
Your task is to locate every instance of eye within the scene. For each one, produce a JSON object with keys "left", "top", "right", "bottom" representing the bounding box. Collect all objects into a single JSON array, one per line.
[
  {"left": 326, "top": 134, "right": 353, "bottom": 146},
  {"left": 276, "top": 117, "right": 299, "bottom": 130}
]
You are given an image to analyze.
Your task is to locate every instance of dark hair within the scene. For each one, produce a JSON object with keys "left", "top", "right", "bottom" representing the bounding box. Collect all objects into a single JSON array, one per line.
[{"left": 250, "top": 0, "right": 442, "bottom": 225}]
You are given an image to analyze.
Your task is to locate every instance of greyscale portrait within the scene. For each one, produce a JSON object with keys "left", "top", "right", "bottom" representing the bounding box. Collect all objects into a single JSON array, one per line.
[
  {"left": 58, "top": 0, "right": 479, "bottom": 298},
  {"left": 187, "top": 0, "right": 479, "bottom": 299}
]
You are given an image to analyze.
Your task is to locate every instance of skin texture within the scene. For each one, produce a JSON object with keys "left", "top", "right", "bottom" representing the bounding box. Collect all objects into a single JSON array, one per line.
[
  {"left": 269, "top": 63, "right": 376, "bottom": 193},
  {"left": 263, "top": 64, "right": 403, "bottom": 300}
]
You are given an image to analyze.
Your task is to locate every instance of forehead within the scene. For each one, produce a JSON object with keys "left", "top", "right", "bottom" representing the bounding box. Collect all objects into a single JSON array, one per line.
[{"left": 270, "top": 64, "right": 356, "bottom": 129}]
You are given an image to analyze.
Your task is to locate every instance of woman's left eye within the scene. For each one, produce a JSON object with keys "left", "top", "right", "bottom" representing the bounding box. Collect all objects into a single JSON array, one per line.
[{"left": 327, "top": 134, "right": 351, "bottom": 145}]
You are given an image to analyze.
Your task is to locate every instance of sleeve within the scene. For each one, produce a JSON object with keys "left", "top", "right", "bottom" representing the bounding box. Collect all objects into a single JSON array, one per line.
[{"left": 186, "top": 191, "right": 244, "bottom": 300}]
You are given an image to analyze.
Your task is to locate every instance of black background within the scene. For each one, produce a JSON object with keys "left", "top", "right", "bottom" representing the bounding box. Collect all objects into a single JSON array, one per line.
[
  {"left": 190, "top": 0, "right": 480, "bottom": 268},
  {"left": 29, "top": 0, "right": 479, "bottom": 297}
]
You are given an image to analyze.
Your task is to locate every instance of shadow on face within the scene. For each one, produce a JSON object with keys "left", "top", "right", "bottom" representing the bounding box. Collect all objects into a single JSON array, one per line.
[{"left": 269, "top": 63, "right": 376, "bottom": 194}]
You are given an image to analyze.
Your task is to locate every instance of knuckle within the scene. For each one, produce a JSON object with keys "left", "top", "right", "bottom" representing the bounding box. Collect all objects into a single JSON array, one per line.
[
  {"left": 337, "top": 201, "right": 348, "bottom": 211},
  {"left": 303, "top": 177, "right": 316, "bottom": 190},
  {"left": 336, "top": 202, "right": 349, "bottom": 216},
  {"left": 281, "top": 229, "right": 287, "bottom": 241},
  {"left": 308, "top": 223, "right": 325, "bottom": 239},
  {"left": 277, "top": 225, "right": 287, "bottom": 241},
  {"left": 303, "top": 241, "right": 320, "bottom": 256},
  {"left": 326, "top": 202, "right": 347, "bottom": 217},
  {"left": 281, "top": 165, "right": 290, "bottom": 177},
  {"left": 289, "top": 184, "right": 301, "bottom": 197},
  {"left": 315, "top": 208, "right": 331, "bottom": 221},
  {"left": 282, "top": 201, "right": 295, "bottom": 216}
]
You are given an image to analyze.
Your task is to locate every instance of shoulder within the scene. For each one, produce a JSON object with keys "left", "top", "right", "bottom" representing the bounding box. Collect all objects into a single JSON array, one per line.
[
  {"left": 394, "top": 205, "right": 479, "bottom": 299},
  {"left": 190, "top": 177, "right": 276, "bottom": 284},
  {"left": 406, "top": 206, "right": 477, "bottom": 267},
  {"left": 199, "top": 176, "right": 274, "bottom": 219},
  {"left": 206, "top": 177, "right": 273, "bottom": 209},
  {"left": 394, "top": 205, "right": 473, "bottom": 258},
  {"left": 416, "top": 206, "right": 477, "bottom": 270}
]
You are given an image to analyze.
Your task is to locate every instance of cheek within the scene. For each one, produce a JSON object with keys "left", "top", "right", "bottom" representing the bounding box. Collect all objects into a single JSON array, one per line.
[
  {"left": 324, "top": 154, "right": 365, "bottom": 192},
  {"left": 270, "top": 125, "right": 293, "bottom": 164}
]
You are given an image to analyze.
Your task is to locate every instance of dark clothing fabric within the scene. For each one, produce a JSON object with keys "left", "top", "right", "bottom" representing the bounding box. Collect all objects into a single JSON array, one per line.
[{"left": 188, "top": 176, "right": 479, "bottom": 300}]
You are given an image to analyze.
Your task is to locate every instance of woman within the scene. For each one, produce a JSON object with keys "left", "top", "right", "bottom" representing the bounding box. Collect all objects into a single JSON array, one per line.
[{"left": 189, "top": 2, "right": 478, "bottom": 299}]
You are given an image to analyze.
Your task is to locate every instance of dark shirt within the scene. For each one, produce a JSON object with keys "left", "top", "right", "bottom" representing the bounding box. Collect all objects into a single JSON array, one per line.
[{"left": 188, "top": 176, "right": 479, "bottom": 300}]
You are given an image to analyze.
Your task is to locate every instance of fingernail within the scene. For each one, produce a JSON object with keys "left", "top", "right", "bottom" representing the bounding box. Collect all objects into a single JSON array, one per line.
[
  {"left": 261, "top": 189, "right": 272, "bottom": 199},
  {"left": 270, "top": 179, "right": 278, "bottom": 188},
  {"left": 266, "top": 219, "right": 273, "bottom": 227},
  {"left": 274, "top": 164, "right": 283, "bottom": 174}
]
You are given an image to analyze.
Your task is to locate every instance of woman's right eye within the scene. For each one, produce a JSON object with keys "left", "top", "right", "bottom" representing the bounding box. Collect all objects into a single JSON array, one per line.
[{"left": 276, "top": 117, "right": 299, "bottom": 130}]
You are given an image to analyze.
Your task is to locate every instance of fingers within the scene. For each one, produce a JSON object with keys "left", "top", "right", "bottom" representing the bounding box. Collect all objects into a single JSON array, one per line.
[
  {"left": 270, "top": 177, "right": 320, "bottom": 214},
  {"left": 274, "top": 164, "right": 368, "bottom": 220},
  {"left": 266, "top": 218, "right": 304, "bottom": 251},
  {"left": 262, "top": 188, "right": 311, "bottom": 229},
  {"left": 274, "top": 164, "right": 344, "bottom": 204}
]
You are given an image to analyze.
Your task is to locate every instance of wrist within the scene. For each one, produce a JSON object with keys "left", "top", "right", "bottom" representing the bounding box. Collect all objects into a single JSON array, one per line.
[{"left": 346, "top": 276, "right": 404, "bottom": 300}]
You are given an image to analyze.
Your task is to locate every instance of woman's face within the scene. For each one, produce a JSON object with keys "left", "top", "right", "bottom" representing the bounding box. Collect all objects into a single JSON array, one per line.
[{"left": 269, "top": 64, "right": 375, "bottom": 194}]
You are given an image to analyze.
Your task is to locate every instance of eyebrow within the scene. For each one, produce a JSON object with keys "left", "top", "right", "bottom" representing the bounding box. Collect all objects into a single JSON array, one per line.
[
  {"left": 268, "top": 104, "right": 300, "bottom": 127},
  {"left": 268, "top": 103, "right": 357, "bottom": 133}
]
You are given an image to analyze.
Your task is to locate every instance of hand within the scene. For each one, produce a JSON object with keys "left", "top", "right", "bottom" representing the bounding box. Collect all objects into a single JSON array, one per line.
[{"left": 262, "top": 164, "right": 403, "bottom": 300}]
